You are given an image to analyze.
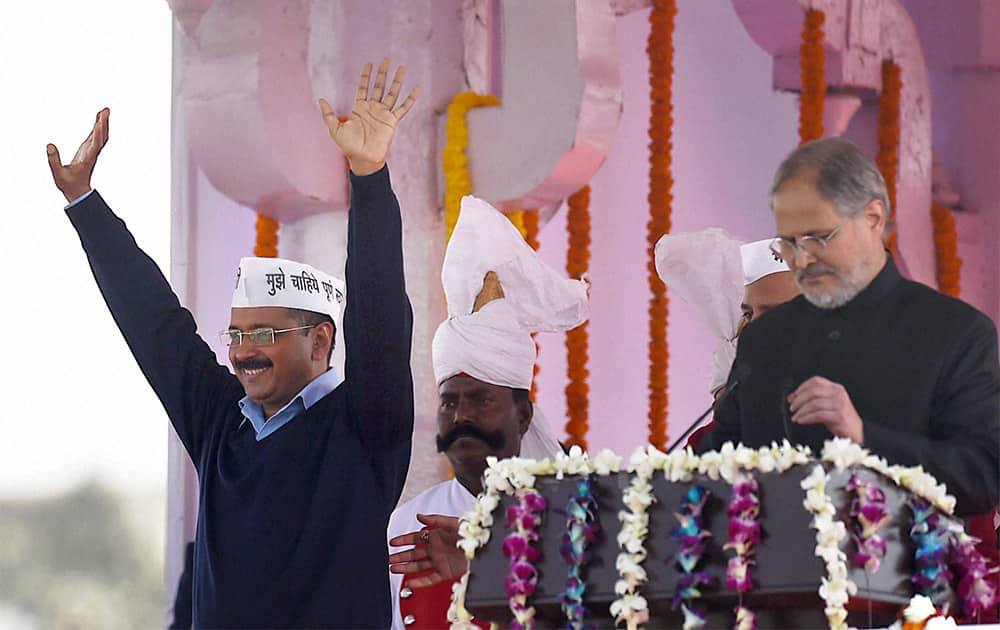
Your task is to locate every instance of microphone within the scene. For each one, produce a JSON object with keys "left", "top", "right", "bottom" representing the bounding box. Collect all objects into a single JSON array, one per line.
[
  {"left": 780, "top": 376, "right": 796, "bottom": 442},
  {"left": 665, "top": 365, "right": 746, "bottom": 454}
]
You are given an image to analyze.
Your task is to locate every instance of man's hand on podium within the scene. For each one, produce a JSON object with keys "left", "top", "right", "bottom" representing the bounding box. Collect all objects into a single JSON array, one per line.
[
  {"left": 788, "top": 375, "right": 864, "bottom": 444},
  {"left": 388, "top": 514, "right": 468, "bottom": 588}
]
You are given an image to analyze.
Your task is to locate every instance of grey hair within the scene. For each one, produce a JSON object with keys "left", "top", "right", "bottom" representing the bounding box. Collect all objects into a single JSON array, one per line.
[{"left": 770, "top": 137, "right": 890, "bottom": 220}]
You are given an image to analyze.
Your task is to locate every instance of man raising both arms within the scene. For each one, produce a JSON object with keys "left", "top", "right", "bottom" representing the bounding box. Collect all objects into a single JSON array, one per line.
[{"left": 48, "top": 59, "right": 418, "bottom": 628}]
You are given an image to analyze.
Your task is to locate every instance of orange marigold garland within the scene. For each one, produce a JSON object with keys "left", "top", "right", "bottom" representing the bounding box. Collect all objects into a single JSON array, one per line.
[
  {"left": 931, "top": 200, "right": 962, "bottom": 297},
  {"left": 565, "top": 186, "right": 591, "bottom": 450},
  {"left": 443, "top": 92, "right": 501, "bottom": 242},
  {"left": 799, "top": 9, "right": 826, "bottom": 144},
  {"left": 647, "top": 0, "right": 676, "bottom": 450},
  {"left": 521, "top": 209, "right": 542, "bottom": 402},
  {"left": 877, "top": 60, "right": 902, "bottom": 257},
  {"left": 254, "top": 213, "right": 279, "bottom": 257}
]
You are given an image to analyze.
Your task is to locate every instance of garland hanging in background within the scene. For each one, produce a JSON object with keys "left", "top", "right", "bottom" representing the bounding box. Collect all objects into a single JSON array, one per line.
[
  {"left": 877, "top": 61, "right": 902, "bottom": 257},
  {"left": 565, "top": 186, "right": 591, "bottom": 450},
  {"left": 442, "top": 93, "right": 546, "bottom": 402},
  {"left": 799, "top": 9, "right": 826, "bottom": 144},
  {"left": 646, "top": 0, "right": 676, "bottom": 451},
  {"left": 254, "top": 213, "right": 279, "bottom": 257},
  {"left": 443, "top": 92, "right": 501, "bottom": 242},
  {"left": 931, "top": 201, "right": 962, "bottom": 297},
  {"left": 522, "top": 209, "right": 542, "bottom": 403}
]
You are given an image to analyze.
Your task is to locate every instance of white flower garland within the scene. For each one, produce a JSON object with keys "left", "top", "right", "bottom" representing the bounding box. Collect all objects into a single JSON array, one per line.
[
  {"left": 800, "top": 464, "right": 858, "bottom": 629},
  {"left": 449, "top": 447, "right": 622, "bottom": 629},
  {"left": 820, "top": 438, "right": 956, "bottom": 514},
  {"left": 452, "top": 438, "right": 961, "bottom": 630},
  {"left": 610, "top": 446, "right": 661, "bottom": 629},
  {"left": 611, "top": 441, "right": 812, "bottom": 629}
]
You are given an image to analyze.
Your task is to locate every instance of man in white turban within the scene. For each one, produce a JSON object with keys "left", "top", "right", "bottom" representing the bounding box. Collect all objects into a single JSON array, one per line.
[{"left": 385, "top": 195, "right": 588, "bottom": 629}]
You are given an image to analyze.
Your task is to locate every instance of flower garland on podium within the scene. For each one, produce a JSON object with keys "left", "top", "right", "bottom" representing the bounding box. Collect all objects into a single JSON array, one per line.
[
  {"left": 799, "top": 9, "right": 826, "bottom": 143},
  {"left": 561, "top": 477, "right": 600, "bottom": 628},
  {"left": 450, "top": 438, "right": 994, "bottom": 629},
  {"left": 646, "top": 0, "right": 676, "bottom": 450}
]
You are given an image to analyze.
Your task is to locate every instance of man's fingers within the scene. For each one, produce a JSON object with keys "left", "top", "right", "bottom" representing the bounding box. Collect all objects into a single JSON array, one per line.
[
  {"left": 388, "top": 534, "right": 416, "bottom": 548},
  {"left": 46, "top": 144, "right": 64, "bottom": 178},
  {"left": 318, "top": 98, "right": 341, "bottom": 136},
  {"left": 393, "top": 85, "right": 420, "bottom": 121},
  {"left": 355, "top": 62, "right": 373, "bottom": 102},
  {"left": 382, "top": 65, "right": 406, "bottom": 108},
  {"left": 371, "top": 57, "right": 389, "bottom": 101},
  {"left": 792, "top": 400, "right": 835, "bottom": 424},
  {"left": 388, "top": 559, "right": 434, "bottom": 575},
  {"left": 388, "top": 547, "right": 425, "bottom": 563},
  {"left": 416, "top": 513, "right": 459, "bottom": 531},
  {"left": 95, "top": 108, "right": 110, "bottom": 147}
]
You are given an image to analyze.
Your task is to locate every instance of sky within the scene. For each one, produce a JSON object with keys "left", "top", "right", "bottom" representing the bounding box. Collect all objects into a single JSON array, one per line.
[{"left": 0, "top": 2, "right": 172, "bottom": 497}]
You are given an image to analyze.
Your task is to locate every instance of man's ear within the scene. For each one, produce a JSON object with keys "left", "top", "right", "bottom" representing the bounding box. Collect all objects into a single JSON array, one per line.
[
  {"left": 517, "top": 397, "right": 533, "bottom": 436},
  {"left": 312, "top": 321, "right": 335, "bottom": 361},
  {"left": 863, "top": 199, "right": 887, "bottom": 233}
]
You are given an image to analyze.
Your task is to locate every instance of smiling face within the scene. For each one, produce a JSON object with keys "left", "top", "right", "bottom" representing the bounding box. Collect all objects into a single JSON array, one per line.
[
  {"left": 228, "top": 306, "right": 331, "bottom": 417},
  {"left": 436, "top": 374, "right": 531, "bottom": 494},
  {"left": 771, "top": 172, "right": 886, "bottom": 309}
]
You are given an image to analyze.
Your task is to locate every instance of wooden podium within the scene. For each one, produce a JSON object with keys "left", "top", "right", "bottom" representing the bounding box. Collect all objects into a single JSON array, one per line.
[{"left": 463, "top": 465, "right": 959, "bottom": 628}]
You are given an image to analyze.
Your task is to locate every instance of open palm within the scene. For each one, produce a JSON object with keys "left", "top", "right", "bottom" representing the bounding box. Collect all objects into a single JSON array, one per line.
[
  {"left": 47, "top": 108, "right": 110, "bottom": 202},
  {"left": 319, "top": 58, "right": 420, "bottom": 176}
]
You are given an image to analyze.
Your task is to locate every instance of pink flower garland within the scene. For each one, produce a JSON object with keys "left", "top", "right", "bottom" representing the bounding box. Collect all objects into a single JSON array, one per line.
[
  {"left": 724, "top": 475, "right": 761, "bottom": 629},
  {"left": 950, "top": 532, "right": 999, "bottom": 620},
  {"left": 503, "top": 489, "right": 547, "bottom": 630},
  {"left": 846, "top": 474, "right": 891, "bottom": 573}
]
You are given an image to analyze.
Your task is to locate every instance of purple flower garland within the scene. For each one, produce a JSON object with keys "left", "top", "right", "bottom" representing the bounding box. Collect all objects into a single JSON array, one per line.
[
  {"left": 846, "top": 474, "right": 891, "bottom": 573},
  {"left": 559, "top": 476, "right": 600, "bottom": 630},
  {"left": 949, "top": 531, "right": 999, "bottom": 620},
  {"left": 724, "top": 476, "right": 761, "bottom": 629},
  {"left": 671, "top": 485, "right": 712, "bottom": 628},
  {"left": 909, "top": 497, "right": 952, "bottom": 600},
  {"left": 503, "top": 489, "right": 547, "bottom": 630}
]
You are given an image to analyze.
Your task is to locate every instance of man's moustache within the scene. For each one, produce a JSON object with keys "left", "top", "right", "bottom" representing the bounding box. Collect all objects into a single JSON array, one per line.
[
  {"left": 234, "top": 358, "right": 273, "bottom": 371},
  {"left": 795, "top": 264, "right": 837, "bottom": 282},
  {"left": 436, "top": 424, "right": 506, "bottom": 453}
]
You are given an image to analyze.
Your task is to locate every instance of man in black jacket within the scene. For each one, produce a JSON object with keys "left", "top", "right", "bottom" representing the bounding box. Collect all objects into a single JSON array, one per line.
[
  {"left": 698, "top": 137, "right": 999, "bottom": 517},
  {"left": 48, "top": 59, "right": 419, "bottom": 628}
]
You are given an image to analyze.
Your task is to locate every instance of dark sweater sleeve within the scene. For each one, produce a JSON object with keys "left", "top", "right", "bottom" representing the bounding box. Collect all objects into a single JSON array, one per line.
[
  {"left": 343, "top": 166, "right": 415, "bottom": 450},
  {"left": 66, "top": 191, "right": 242, "bottom": 463},
  {"left": 864, "top": 313, "right": 1000, "bottom": 516}
]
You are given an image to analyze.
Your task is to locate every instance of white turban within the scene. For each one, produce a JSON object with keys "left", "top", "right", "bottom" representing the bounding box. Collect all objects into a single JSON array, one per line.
[
  {"left": 232, "top": 257, "right": 346, "bottom": 366},
  {"left": 432, "top": 195, "right": 589, "bottom": 459},
  {"left": 740, "top": 239, "right": 789, "bottom": 286},
  {"left": 654, "top": 228, "right": 744, "bottom": 393}
]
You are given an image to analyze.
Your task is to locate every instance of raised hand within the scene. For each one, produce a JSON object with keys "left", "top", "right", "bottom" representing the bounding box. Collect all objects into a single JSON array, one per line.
[
  {"left": 388, "top": 514, "right": 468, "bottom": 588},
  {"left": 318, "top": 58, "right": 420, "bottom": 176},
  {"left": 47, "top": 108, "right": 110, "bottom": 203}
]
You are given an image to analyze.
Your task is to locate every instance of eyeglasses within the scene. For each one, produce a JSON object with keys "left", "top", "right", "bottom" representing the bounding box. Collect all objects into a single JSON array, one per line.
[
  {"left": 768, "top": 220, "right": 847, "bottom": 260},
  {"left": 218, "top": 325, "right": 317, "bottom": 347}
]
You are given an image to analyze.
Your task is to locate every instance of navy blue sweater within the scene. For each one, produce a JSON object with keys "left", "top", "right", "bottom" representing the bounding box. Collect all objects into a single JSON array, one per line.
[{"left": 67, "top": 167, "right": 414, "bottom": 628}]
